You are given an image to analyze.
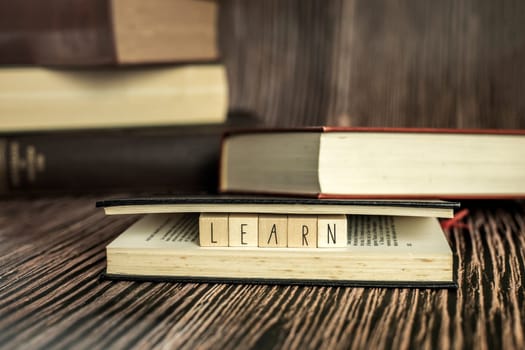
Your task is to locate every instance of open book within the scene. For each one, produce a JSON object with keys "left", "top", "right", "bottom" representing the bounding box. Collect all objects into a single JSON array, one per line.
[{"left": 105, "top": 214, "right": 455, "bottom": 288}]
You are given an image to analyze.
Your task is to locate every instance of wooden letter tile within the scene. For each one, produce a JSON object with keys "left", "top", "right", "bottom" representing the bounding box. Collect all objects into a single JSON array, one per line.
[
  {"left": 258, "top": 214, "right": 287, "bottom": 247},
  {"left": 317, "top": 215, "right": 347, "bottom": 247},
  {"left": 229, "top": 214, "right": 258, "bottom": 247},
  {"left": 287, "top": 215, "right": 317, "bottom": 248},
  {"left": 199, "top": 213, "right": 228, "bottom": 247}
]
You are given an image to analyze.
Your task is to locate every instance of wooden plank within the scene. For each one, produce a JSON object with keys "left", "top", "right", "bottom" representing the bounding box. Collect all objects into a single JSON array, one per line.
[{"left": 220, "top": 0, "right": 525, "bottom": 129}]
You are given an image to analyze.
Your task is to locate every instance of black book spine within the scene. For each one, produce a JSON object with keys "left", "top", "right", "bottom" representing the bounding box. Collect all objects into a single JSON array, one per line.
[{"left": 0, "top": 127, "right": 223, "bottom": 195}]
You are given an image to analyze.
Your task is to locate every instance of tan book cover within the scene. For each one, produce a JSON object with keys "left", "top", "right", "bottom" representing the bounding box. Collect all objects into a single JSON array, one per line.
[{"left": 0, "top": 65, "right": 227, "bottom": 132}]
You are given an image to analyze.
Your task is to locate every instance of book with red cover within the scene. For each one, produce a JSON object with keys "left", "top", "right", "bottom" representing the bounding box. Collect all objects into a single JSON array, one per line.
[{"left": 219, "top": 127, "right": 525, "bottom": 199}]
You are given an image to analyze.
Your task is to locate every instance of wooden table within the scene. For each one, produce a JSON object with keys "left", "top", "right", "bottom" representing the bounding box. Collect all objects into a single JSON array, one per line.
[{"left": 1, "top": 196, "right": 524, "bottom": 349}]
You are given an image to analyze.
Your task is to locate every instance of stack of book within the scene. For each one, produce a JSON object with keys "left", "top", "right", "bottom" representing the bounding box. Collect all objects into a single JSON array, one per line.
[
  {"left": 0, "top": 0, "right": 239, "bottom": 195},
  {"left": 7, "top": 2, "right": 524, "bottom": 287},
  {"left": 98, "top": 127, "right": 525, "bottom": 287}
]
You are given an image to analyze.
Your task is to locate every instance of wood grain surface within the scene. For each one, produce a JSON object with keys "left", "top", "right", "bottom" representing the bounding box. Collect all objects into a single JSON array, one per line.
[
  {"left": 1, "top": 196, "right": 524, "bottom": 349},
  {"left": 220, "top": 0, "right": 525, "bottom": 129}
]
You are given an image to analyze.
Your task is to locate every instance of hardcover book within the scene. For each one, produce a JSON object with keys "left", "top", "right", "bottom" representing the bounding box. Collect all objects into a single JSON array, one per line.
[
  {"left": 0, "top": 65, "right": 227, "bottom": 132},
  {"left": 0, "top": 124, "right": 227, "bottom": 195},
  {"left": 0, "top": 0, "right": 217, "bottom": 65},
  {"left": 220, "top": 127, "right": 525, "bottom": 199},
  {"left": 104, "top": 213, "right": 455, "bottom": 287},
  {"left": 97, "top": 195, "right": 459, "bottom": 218}
]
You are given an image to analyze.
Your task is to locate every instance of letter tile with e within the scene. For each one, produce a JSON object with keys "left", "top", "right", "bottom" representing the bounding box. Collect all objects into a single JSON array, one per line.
[{"left": 229, "top": 213, "right": 258, "bottom": 247}]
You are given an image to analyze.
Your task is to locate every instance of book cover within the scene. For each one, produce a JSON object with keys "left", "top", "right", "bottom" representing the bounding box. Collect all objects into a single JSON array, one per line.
[{"left": 96, "top": 195, "right": 460, "bottom": 218}]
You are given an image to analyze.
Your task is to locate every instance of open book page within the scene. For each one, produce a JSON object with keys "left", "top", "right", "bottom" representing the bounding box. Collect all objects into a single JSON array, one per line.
[
  {"left": 347, "top": 215, "right": 451, "bottom": 254},
  {"left": 108, "top": 214, "right": 451, "bottom": 255},
  {"left": 106, "top": 214, "right": 453, "bottom": 283},
  {"left": 107, "top": 214, "right": 198, "bottom": 249}
]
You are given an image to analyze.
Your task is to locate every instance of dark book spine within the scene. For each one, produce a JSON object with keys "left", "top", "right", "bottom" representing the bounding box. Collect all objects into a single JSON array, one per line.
[
  {"left": 0, "top": 0, "right": 115, "bottom": 65},
  {"left": 0, "top": 128, "right": 223, "bottom": 195}
]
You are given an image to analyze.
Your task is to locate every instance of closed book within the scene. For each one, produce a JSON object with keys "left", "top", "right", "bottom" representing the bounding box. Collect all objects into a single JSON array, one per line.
[
  {"left": 0, "top": 124, "right": 230, "bottom": 195},
  {"left": 0, "top": 0, "right": 217, "bottom": 65},
  {"left": 96, "top": 195, "right": 459, "bottom": 218},
  {"left": 0, "top": 65, "right": 227, "bottom": 132},
  {"left": 220, "top": 127, "right": 525, "bottom": 199}
]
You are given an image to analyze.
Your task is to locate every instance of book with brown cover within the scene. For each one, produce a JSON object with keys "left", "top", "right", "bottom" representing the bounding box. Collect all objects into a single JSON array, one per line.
[
  {"left": 0, "top": 0, "right": 217, "bottom": 65},
  {"left": 220, "top": 127, "right": 525, "bottom": 199},
  {"left": 0, "top": 114, "right": 258, "bottom": 195}
]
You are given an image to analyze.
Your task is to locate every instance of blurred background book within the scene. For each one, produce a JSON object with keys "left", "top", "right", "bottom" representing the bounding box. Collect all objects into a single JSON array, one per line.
[
  {"left": 0, "top": 0, "right": 217, "bottom": 65},
  {"left": 0, "top": 65, "right": 228, "bottom": 131},
  {"left": 0, "top": 0, "right": 237, "bottom": 195},
  {"left": 0, "top": 113, "right": 258, "bottom": 195}
]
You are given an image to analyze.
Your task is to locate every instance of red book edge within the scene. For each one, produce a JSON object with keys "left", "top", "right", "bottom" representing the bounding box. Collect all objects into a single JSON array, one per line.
[{"left": 223, "top": 126, "right": 525, "bottom": 137}]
